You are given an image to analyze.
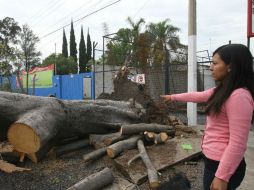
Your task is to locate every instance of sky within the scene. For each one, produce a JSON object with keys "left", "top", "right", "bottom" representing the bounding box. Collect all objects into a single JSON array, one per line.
[{"left": 0, "top": 0, "right": 250, "bottom": 61}]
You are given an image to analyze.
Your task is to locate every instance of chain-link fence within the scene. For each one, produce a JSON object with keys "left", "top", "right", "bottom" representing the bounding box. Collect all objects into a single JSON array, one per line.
[
  {"left": 93, "top": 35, "right": 214, "bottom": 124},
  {"left": 93, "top": 61, "right": 214, "bottom": 100}
]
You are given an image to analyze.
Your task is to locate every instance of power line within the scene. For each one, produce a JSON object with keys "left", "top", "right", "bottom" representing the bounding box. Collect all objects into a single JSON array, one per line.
[
  {"left": 133, "top": 0, "right": 152, "bottom": 18},
  {"left": 30, "top": 0, "right": 65, "bottom": 27},
  {"left": 41, "top": 0, "right": 122, "bottom": 39},
  {"left": 37, "top": 0, "right": 102, "bottom": 38}
]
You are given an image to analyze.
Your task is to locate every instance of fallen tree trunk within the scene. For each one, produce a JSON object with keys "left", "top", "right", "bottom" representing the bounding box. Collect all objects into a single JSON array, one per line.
[
  {"left": 128, "top": 140, "right": 159, "bottom": 189},
  {"left": 0, "top": 91, "right": 145, "bottom": 162},
  {"left": 120, "top": 123, "right": 174, "bottom": 135},
  {"left": 107, "top": 135, "right": 142, "bottom": 158},
  {"left": 67, "top": 167, "right": 114, "bottom": 190},
  {"left": 55, "top": 139, "right": 90, "bottom": 157}
]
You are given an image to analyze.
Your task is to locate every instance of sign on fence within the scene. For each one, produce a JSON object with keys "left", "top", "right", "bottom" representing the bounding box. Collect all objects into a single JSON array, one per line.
[
  {"left": 127, "top": 74, "right": 145, "bottom": 84},
  {"left": 19, "top": 64, "right": 54, "bottom": 88},
  {"left": 135, "top": 74, "right": 145, "bottom": 84}
]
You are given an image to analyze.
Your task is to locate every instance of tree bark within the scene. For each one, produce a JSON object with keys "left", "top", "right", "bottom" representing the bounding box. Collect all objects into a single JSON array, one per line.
[
  {"left": 66, "top": 167, "right": 114, "bottom": 190},
  {"left": 128, "top": 140, "right": 159, "bottom": 189},
  {"left": 120, "top": 123, "right": 173, "bottom": 135},
  {"left": 55, "top": 139, "right": 90, "bottom": 157},
  {"left": 89, "top": 132, "right": 127, "bottom": 149},
  {"left": 107, "top": 135, "right": 142, "bottom": 158},
  {"left": 0, "top": 91, "right": 144, "bottom": 162},
  {"left": 83, "top": 147, "right": 107, "bottom": 163}
]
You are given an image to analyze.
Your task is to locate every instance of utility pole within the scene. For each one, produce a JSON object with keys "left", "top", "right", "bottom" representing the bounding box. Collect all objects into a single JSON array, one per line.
[
  {"left": 25, "top": 50, "right": 29, "bottom": 95},
  {"left": 55, "top": 43, "right": 57, "bottom": 75},
  {"left": 92, "top": 41, "right": 98, "bottom": 100},
  {"left": 102, "top": 36, "right": 105, "bottom": 93},
  {"left": 187, "top": 0, "right": 197, "bottom": 126},
  {"left": 26, "top": 59, "right": 29, "bottom": 95}
]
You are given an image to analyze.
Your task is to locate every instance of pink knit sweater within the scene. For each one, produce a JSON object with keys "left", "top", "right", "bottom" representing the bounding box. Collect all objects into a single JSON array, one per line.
[{"left": 171, "top": 88, "right": 254, "bottom": 182}]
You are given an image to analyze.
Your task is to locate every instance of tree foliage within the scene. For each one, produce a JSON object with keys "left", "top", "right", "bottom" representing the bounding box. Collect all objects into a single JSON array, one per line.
[
  {"left": 0, "top": 17, "right": 21, "bottom": 49},
  {"left": 69, "top": 21, "right": 77, "bottom": 63},
  {"left": 19, "top": 24, "right": 41, "bottom": 71},
  {"left": 62, "top": 28, "right": 68, "bottom": 58},
  {"left": 136, "top": 32, "right": 152, "bottom": 68},
  {"left": 106, "top": 28, "right": 132, "bottom": 66},
  {"left": 42, "top": 54, "right": 77, "bottom": 75},
  {"left": 147, "top": 18, "right": 181, "bottom": 64},
  {"left": 105, "top": 17, "right": 145, "bottom": 67},
  {"left": 79, "top": 26, "right": 87, "bottom": 73},
  {"left": 0, "top": 17, "right": 21, "bottom": 76},
  {"left": 104, "top": 17, "right": 184, "bottom": 67},
  {"left": 86, "top": 29, "right": 92, "bottom": 62}
]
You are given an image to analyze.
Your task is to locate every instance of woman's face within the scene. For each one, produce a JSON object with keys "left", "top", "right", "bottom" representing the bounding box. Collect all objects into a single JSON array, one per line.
[{"left": 210, "top": 53, "right": 230, "bottom": 82}]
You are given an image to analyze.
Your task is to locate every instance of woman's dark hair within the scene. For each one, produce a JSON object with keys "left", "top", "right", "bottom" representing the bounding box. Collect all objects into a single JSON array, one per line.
[{"left": 206, "top": 44, "right": 254, "bottom": 114}]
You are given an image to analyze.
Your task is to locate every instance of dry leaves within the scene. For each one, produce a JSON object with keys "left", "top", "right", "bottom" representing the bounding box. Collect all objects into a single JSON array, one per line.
[
  {"left": 0, "top": 160, "right": 31, "bottom": 173},
  {"left": 0, "top": 142, "right": 14, "bottom": 153}
]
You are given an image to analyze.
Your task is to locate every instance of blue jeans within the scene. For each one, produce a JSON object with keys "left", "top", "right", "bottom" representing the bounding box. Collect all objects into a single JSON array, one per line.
[{"left": 203, "top": 155, "right": 246, "bottom": 190}]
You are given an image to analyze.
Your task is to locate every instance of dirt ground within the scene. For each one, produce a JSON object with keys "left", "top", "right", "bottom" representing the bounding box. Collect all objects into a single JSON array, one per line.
[{"left": 0, "top": 146, "right": 204, "bottom": 190}]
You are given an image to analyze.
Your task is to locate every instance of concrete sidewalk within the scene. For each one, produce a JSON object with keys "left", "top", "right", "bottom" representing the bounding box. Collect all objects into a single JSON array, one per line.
[{"left": 238, "top": 130, "right": 254, "bottom": 189}]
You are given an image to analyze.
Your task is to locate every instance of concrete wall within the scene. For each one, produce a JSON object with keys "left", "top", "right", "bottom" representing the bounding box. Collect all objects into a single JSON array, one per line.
[{"left": 94, "top": 65, "right": 119, "bottom": 98}]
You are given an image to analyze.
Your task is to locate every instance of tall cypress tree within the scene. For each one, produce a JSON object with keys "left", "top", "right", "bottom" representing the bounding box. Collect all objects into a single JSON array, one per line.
[
  {"left": 62, "top": 28, "right": 68, "bottom": 57},
  {"left": 86, "top": 28, "right": 92, "bottom": 61},
  {"left": 69, "top": 20, "right": 77, "bottom": 63},
  {"left": 79, "top": 26, "right": 87, "bottom": 73}
]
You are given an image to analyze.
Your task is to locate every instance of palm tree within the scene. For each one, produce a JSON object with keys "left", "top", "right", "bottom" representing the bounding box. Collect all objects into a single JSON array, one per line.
[
  {"left": 126, "top": 17, "right": 145, "bottom": 66},
  {"left": 147, "top": 19, "right": 181, "bottom": 63},
  {"left": 147, "top": 19, "right": 181, "bottom": 94},
  {"left": 126, "top": 17, "right": 145, "bottom": 39}
]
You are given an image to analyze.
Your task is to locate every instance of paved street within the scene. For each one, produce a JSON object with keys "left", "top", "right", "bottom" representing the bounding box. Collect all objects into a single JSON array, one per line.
[{"left": 239, "top": 130, "right": 254, "bottom": 189}]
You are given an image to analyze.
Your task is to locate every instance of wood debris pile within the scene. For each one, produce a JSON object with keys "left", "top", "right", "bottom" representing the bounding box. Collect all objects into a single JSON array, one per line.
[{"left": 0, "top": 67, "right": 201, "bottom": 189}]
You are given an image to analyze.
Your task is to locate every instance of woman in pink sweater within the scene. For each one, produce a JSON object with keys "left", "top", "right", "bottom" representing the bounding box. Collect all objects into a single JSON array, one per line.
[{"left": 161, "top": 44, "right": 254, "bottom": 190}]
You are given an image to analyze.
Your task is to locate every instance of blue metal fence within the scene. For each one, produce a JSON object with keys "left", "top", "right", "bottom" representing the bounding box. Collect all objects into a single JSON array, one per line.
[
  {"left": 60, "top": 74, "right": 84, "bottom": 100},
  {"left": 0, "top": 75, "right": 17, "bottom": 90},
  {"left": 0, "top": 72, "right": 95, "bottom": 100}
]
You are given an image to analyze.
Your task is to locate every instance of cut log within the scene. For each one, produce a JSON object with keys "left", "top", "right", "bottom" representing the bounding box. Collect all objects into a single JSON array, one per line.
[
  {"left": 107, "top": 136, "right": 142, "bottom": 158},
  {"left": 83, "top": 147, "right": 107, "bottom": 163},
  {"left": 155, "top": 132, "right": 168, "bottom": 144},
  {"left": 7, "top": 106, "right": 65, "bottom": 162},
  {"left": 144, "top": 131, "right": 155, "bottom": 142},
  {"left": 0, "top": 91, "right": 145, "bottom": 162},
  {"left": 89, "top": 132, "right": 127, "bottom": 149},
  {"left": 55, "top": 139, "right": 90, "bottom": 157},
  {"left": 120, "top": 123, "right": 173, "bottom": 135},
  {"left": 144, "top": 132, "right": 169, "bottom": 144},
  {"left": 67, "top": 167, "right": 114, "bottom": 190},
  {"left": 128, "top": 140, "right": 159, "bottom": 189}
]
